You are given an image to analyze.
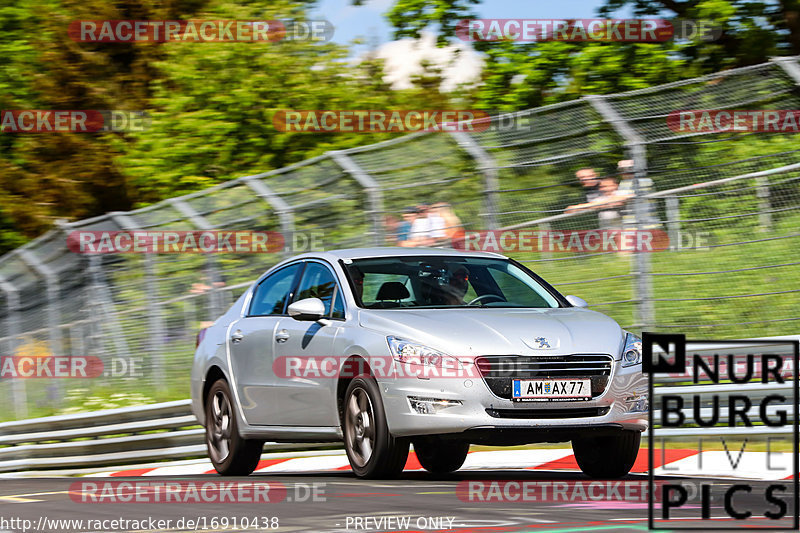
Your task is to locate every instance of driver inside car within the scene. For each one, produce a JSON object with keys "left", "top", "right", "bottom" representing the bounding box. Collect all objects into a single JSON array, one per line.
[
  {"left": 418, "top": 264, "right": 470, "bottom": 306},
  {"left": 441, "top": 266, "right": 470, "bottom": 305}
]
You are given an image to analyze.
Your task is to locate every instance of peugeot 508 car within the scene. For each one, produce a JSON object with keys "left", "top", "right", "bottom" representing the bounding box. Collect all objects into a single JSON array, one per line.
[{"left": 191, "top": 247, "right": 647, "bottom": 479}]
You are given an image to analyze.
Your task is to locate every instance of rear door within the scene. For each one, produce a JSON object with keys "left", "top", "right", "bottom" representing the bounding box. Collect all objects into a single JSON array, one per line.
[
  {"left": 272, "top": 261, "right": 344, "bottom": 426},
  {"left": 228, "top": 263, "right": 302, "bottom": 426}
]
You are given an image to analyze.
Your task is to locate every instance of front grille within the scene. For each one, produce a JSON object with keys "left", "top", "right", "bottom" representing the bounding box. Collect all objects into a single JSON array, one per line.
[
  {"left": 475, "top": 354, "right": 613, "bottom": 400},
  {"left": 486, "top": 406, "right": 610, "bottom": 419}
]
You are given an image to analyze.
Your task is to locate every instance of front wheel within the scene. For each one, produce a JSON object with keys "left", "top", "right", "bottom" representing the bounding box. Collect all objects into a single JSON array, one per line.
[
  {"left": 572, "top": 430, "right": 640, "bottom": 479},
  {"left": 205, "top": 379, "right": 264, "bottom": 476},
  {"left": 413, "top": 437, "right": 470, "bottom": 473},
  {"left": 343, "top": 375, "right": 409, "bottom": 479}
]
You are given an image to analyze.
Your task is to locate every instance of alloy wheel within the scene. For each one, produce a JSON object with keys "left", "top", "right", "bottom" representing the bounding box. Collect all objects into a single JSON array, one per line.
[
  {"left": 207, "top": 390, "right": 232, "bottom": 463},
  {"left": 345, "top": 386, "right": 375, "bottom": 467}
]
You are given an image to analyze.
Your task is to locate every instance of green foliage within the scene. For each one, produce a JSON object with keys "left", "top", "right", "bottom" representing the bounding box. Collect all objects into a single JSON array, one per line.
[
  {"left": 385, "top": 0, "right": 480, "bottom": 44},
  {"left": 384, "top": 0, "right": 800, "bottom": 109}
]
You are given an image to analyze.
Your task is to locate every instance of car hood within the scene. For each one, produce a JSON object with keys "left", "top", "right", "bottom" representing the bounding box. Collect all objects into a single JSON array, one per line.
[{"left": 358, "top": 307, "right": 623, "bottom": 359}]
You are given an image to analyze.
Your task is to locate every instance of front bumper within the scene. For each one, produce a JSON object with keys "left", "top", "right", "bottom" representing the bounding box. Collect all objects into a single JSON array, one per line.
[{"left": 379, "top": 359, "right": 648, "bottom": 440}]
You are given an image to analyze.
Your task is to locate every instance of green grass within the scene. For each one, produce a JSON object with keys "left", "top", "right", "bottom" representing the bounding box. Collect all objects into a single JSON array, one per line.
[{"left": 522, "top": 212, "right": 800, "bottom": 337}]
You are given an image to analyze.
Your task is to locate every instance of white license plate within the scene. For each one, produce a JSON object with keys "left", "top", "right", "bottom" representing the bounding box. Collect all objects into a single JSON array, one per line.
[{"left": 512, "top": 378, "right": 591, "bottom": 400}]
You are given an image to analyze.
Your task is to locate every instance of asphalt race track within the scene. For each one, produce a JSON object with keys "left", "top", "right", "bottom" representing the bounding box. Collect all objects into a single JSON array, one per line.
[{"left": 0, "top": 471, "right": 794, "bottom": 533}]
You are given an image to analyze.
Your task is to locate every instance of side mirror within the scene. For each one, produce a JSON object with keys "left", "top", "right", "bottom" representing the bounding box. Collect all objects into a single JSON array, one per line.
[
  {"left": 566, "top": 295, "right": 588, "bottom": 308},
  {"left": 287, "top": 297, "right": 326, "bottom": 321}
]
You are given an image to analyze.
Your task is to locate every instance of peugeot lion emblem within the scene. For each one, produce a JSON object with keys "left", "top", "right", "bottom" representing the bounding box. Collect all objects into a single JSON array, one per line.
[{"left": 534, "top": 337, "right": 551, "bottom": 349}]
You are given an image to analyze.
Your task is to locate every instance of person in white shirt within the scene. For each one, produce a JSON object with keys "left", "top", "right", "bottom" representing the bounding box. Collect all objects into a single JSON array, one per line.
[{"left": 402, "top": 204, "right": 446, "bottom": 247}]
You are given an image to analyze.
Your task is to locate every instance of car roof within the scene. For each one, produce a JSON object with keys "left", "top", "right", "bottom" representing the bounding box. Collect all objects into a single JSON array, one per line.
[{"left": 295, "top": 247, "right": 507, "bottom": 261}]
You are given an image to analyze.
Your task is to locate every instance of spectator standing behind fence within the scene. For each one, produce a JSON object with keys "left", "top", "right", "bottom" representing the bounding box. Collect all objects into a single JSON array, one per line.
[
  {"left": 431, "top": 202, "right": 463, "bottom": 243},
  {"left": 565, "top": 168, "right": 604, "bottom": 223},
  {"left": 400, "top": 204, "right": 447, "bottom": 247},
  {"left": 395, "top": 207, "right": 416, "bottom": 245},
  {"left": 596, "top": 178, "right": 629, "bottom": 229},
  {"left": 572, "top": 168, "right": 603, "bottom": 205},
  {"left": 384, "top": 214, "right": 400, "bottom": 244},
  {"left": 565, "top": 176, "right": 632, "bottom": 229}
]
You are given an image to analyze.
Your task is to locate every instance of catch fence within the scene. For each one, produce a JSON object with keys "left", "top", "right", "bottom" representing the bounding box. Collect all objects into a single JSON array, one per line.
[{"left": 0, "top": 57, "right": 799, "bottom": 420}]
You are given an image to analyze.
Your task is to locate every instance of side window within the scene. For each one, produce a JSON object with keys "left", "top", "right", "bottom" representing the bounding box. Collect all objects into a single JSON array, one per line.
[
  {"left": 249, "top": 264, "right": 302, "bottom": 316},
  {"left": 294, "top": 262, "right": 345, "bottom": 319}
]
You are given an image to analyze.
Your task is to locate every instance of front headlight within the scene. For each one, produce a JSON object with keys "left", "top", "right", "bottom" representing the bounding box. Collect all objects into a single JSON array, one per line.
[
  {"left": 621, "top": 332, "right": 642, "bottom": 367},
  {"left": 387, "top": 336, "right": 454, "bottom": 367}
]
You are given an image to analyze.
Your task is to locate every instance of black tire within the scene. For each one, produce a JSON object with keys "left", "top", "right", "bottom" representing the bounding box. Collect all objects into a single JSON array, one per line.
[
  {"left": 205, "top": 379, "right": 264, "bottom": 476},
  {"left": 342, "top": 375, "right": 409, "bottom": 479},
  {"left": 413, "top": 437, "right": 469, "bottom": 474},
  {"left": 572, "top": 430, "right": 641, "bottom": 479}
]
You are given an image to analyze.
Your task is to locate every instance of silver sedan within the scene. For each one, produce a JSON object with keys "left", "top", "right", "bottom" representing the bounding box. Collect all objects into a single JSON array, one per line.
[{"left": 191, "top": 247, "right": 647, "bottom": 478}]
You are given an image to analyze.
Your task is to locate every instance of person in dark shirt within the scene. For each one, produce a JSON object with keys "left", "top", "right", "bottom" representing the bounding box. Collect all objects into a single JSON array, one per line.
[{"left": 565, "top": 167, "right": 602, "bottom": 214}]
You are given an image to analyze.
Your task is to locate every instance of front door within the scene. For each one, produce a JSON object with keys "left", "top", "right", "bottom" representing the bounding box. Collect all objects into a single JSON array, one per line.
[
  {"left": 228, "top": 263, "right": 302, "bottom": 426},
  {"left": 271, "top": 261, "right": 344, "bottom": 426}
]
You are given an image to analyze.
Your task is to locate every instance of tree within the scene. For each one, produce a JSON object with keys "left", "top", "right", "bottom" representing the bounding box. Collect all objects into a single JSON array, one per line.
[
  {"left": 0, "top": 0, "right": 214, "bottom": 252},
  {"left": 120, "top": 1, "right": 470, "bottom": 202},
  {"left": 382, "top": 0, "right": 800, "bottom": 110}
]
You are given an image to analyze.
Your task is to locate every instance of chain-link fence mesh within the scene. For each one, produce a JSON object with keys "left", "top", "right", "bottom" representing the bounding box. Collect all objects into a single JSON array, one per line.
[{"left": 1, "top": 57, "right": 799, "bottom": 420}]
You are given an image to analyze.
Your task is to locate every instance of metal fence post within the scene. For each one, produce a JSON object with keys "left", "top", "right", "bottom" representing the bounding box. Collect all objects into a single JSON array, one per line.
[
  {"left": 170, "top": 199, "right": 223, "bottom": 319},
  {"left": 86, "top": 254, "right": 131, "bottom": 360},
  {"left": 328, "top": 151, "right": 385, "bottom": 246},
  {"left": 756, "top": 177, "right": 772, "bottom": 231},
  {"left": 585, "top": 96, "right": 654, "bottom": 331},
  {"left": 771, "top": 56, "right": 800, "bottom": 84},
  {"left": 665, "top": 197, "right": 681, "bottom": 250},
  {"left": 539, "top": 222, "right": 552, "bottom": 260},
  {"left": 448, "top": 130, "right": 500, "bottom": 230},
  {"left": 630, "top": 143, "right": 655, "bottom": 330},
  {"left": 17, "top": 247, "right": 65, "bottom": 409},
  {"left": 110, "top": 213, "right": 167, "bottom": 394},
  {"left": 0, "top": 273, "right": 26, "bottom": 419},
  {"left": 242, "top": 175, "right": 296, "bottom": 257},
  {"left": 16, "top": 249, "right": 63, "bottom": 360}
]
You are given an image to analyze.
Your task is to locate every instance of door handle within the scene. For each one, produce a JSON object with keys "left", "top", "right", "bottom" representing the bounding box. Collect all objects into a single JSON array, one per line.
[
  {"left": 275, "top": 330, "right": 290, "bottom": 343},
  {"left": 230, "top": 330, "right": 244, "bottom": 344}
]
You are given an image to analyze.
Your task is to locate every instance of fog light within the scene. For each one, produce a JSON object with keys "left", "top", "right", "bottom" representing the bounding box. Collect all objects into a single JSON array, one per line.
[
  {"left": 408, "top": 396, "right": 462, "bottom": 414},
  {"left": 625, "top": 393, "right": 649, "bottom": 413}
]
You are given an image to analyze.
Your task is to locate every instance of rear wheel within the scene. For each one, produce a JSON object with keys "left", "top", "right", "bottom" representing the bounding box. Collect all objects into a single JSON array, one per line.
[
  {"left": 413, "top": 437, "right": 469, "bottom": 474},
  {"left": 205, "top": 379, "right": 264, "bottom": 476},
  {"left": 343, "top": 375, "right": 409, "bottom": 479},
  {"left": 572, "top": 430, "right": 640, "bottom": 479}
]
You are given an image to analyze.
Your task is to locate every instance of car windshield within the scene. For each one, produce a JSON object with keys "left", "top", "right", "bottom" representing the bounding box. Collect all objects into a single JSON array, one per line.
[{"left": 344, "top": 256, "right": 562, "bottom": 309}]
